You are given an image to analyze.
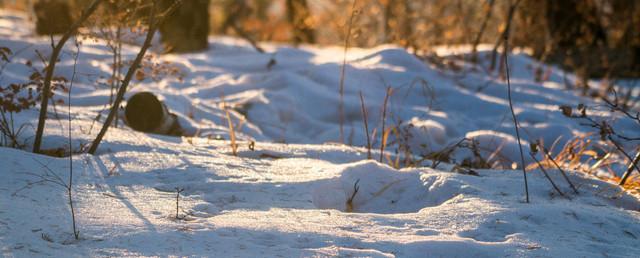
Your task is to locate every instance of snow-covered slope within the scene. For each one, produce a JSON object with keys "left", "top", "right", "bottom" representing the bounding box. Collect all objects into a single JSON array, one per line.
[
  {"left": 1, "top": 9, "right": 639, "bottom": 257},
  {"left": 2, "top": 141, "right": 640, "bottom": 257}
]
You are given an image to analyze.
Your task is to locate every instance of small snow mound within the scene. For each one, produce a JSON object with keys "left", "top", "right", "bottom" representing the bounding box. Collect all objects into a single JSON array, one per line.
[
  {"left": 312, "top": 161, "right": 471, "bottom": 214},
  {"left": 189, "top": 203, "right": 220, "bottom": 218},
  {"left": 525, "top": 123, "right": 574, "bottom": 148},
  {"left": 403, "top": 117, "right": 450, "bottom": 151},
  {"left": 352, "top": 47, "right": 428, "bottom": 72},
  {"left": 308, "top": 245, "right": 394, "bottom": 258},
  {"left": 464, "top": 130, "right": 533, "bottom": 165}
]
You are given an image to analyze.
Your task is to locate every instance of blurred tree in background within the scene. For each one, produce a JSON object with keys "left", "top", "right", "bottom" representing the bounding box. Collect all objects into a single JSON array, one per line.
[
  {"left": 519, "top": 0, "right": 640, "bottom": 84},
  {"left": 33, "top": 0, "right": 73, "bottom": 35},
  {"left": 286, "top": 0, "right": 315, "bottom": 44},
  {"left": 158, "top": 0, "right": 209, "bottom": 53}
]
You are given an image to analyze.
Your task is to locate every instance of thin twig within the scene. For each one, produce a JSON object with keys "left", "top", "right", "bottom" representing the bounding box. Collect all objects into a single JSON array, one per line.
[
  {"left": 540, "top": 145, "right": 579, "bottom": 194},
  {"left": 503, "top": 19, "right": 529, "bottom": 203},
  {"left": 12, "top": 179, "right": 52, "bottom": 196},
  {"left": 607, "top": 136, "right": 640, "bottom": 186},
  {"left": 430, "top": 137, "right": 469, "bottom": 169},
  {"left": 338, "top": 0, "right": 358, "bottom": 143},
  {"left": 565, "top": 107, "right": 640, "bottom": 185},
  {"left": 68, "top": 38, "right": 81, "bottom": 240},
  {"left": 359, "top": 91, "right": 372, "bottom": 159},
  {"left": 619, "top": 150, "right": 640, "bottom": 186},
  {"left": 345, "top": 179, "right": 360, "bottom": 212},
  {"left": 33, "top": 0, "right": 103, "bottom": 153},
  {"left": 175, "top": 187, "right": 184, "bottom": 219},
  {"left": 24, "top": 172, "right": 67, "bottom": 188},
  {"left": 602, "top": 89, "right": 640, "bottom": 125},
  {"left": 88, "top": 1, "right": 181, "bottom": 154},
  {"left": 530, "top": 152, "right": 567, "bottom": 198},
  {"left": 32, "top": 158, "right": 67, "bottom": 187},
  {"left": 379, "top": 87, "right": 392, "bottom": 162},
  {"left": 229, "top": 23, "right": 265, "bottom": 53}
]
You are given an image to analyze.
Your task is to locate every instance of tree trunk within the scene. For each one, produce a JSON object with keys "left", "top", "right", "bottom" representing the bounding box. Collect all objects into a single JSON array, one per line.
[
  {"left": 543, "top": 0, "right": 615, "bottom": 79},
  {"left": 32, "top": 0, "right": 103, "bottom": 153},
  {"left": 33, "top": 0, "right": 74, "bottom": 35},
  {"left": 158, "top": 0, "right": 210, "bottom": 53},
  {"left": 88, "top": 2, "right": 161, "bottom": 154},
  {"left": 286, "top": 0, "right": 315, "bottom": 44}
]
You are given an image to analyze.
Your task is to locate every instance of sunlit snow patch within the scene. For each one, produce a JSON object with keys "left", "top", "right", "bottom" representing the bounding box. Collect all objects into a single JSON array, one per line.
[{"left": 312, "top": 161, "right": 477, "bottom": 213}]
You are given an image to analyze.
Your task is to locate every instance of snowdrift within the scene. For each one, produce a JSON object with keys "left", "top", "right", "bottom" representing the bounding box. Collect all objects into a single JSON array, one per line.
[{"left": 1, "top": 9, "right": 639, "bottom": 257}]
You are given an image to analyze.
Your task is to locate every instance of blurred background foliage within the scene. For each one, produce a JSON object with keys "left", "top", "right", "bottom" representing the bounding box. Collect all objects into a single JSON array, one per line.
[{"left": 1, "top": 0, "right": 639, "bottom": 79}]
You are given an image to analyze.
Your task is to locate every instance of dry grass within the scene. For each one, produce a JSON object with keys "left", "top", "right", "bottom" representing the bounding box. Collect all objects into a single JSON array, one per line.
[
  {"left": 224, "top": 104, "right": 238, "bottom": 156},
  {"left": 526, "top": 134, "right": 640, "bottom": 195},
  {"left": 379, "top": 87, "right": 392, "bottom": 162},
  {"left": 359, "top": 91, "right": 372, "bottom": 159},
  {"left": 373, "top": 122, "right": 639, "bottom": 196},
  {"left": 526, "top": 135, "right": 600, "bottom": 172},
  {"left": 338, "top": 0, "right": 359, "bottom": 144}
]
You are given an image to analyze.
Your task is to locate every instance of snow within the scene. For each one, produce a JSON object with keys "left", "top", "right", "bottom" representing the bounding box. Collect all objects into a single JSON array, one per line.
[{"left": 1, "top": 9, "right": 639, "bottom": 257}]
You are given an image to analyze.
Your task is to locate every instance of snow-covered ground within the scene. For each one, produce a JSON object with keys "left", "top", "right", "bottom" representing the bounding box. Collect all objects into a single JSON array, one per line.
[{"left": 1, "top": 9, "right": 639, "bottom": 257}]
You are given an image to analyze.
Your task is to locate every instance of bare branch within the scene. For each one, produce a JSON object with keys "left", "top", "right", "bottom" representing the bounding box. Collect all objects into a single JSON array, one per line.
[{"left": 33, "top": 0, "right": 103, "bottom": 153}]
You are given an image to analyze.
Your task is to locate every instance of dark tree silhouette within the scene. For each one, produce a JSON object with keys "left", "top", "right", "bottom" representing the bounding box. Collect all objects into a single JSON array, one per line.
[
  {"left": 286, "top": 0, "right": 315, "bottom": 44},
  {"left": 32, "top": 0, "right": 103, "bottom": 153},
  {"left": 158, "top": 0, "right": 210, "bottom": 53},
  {"left": 33, "top": 0, "right": 73, "bottom": 35}
]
